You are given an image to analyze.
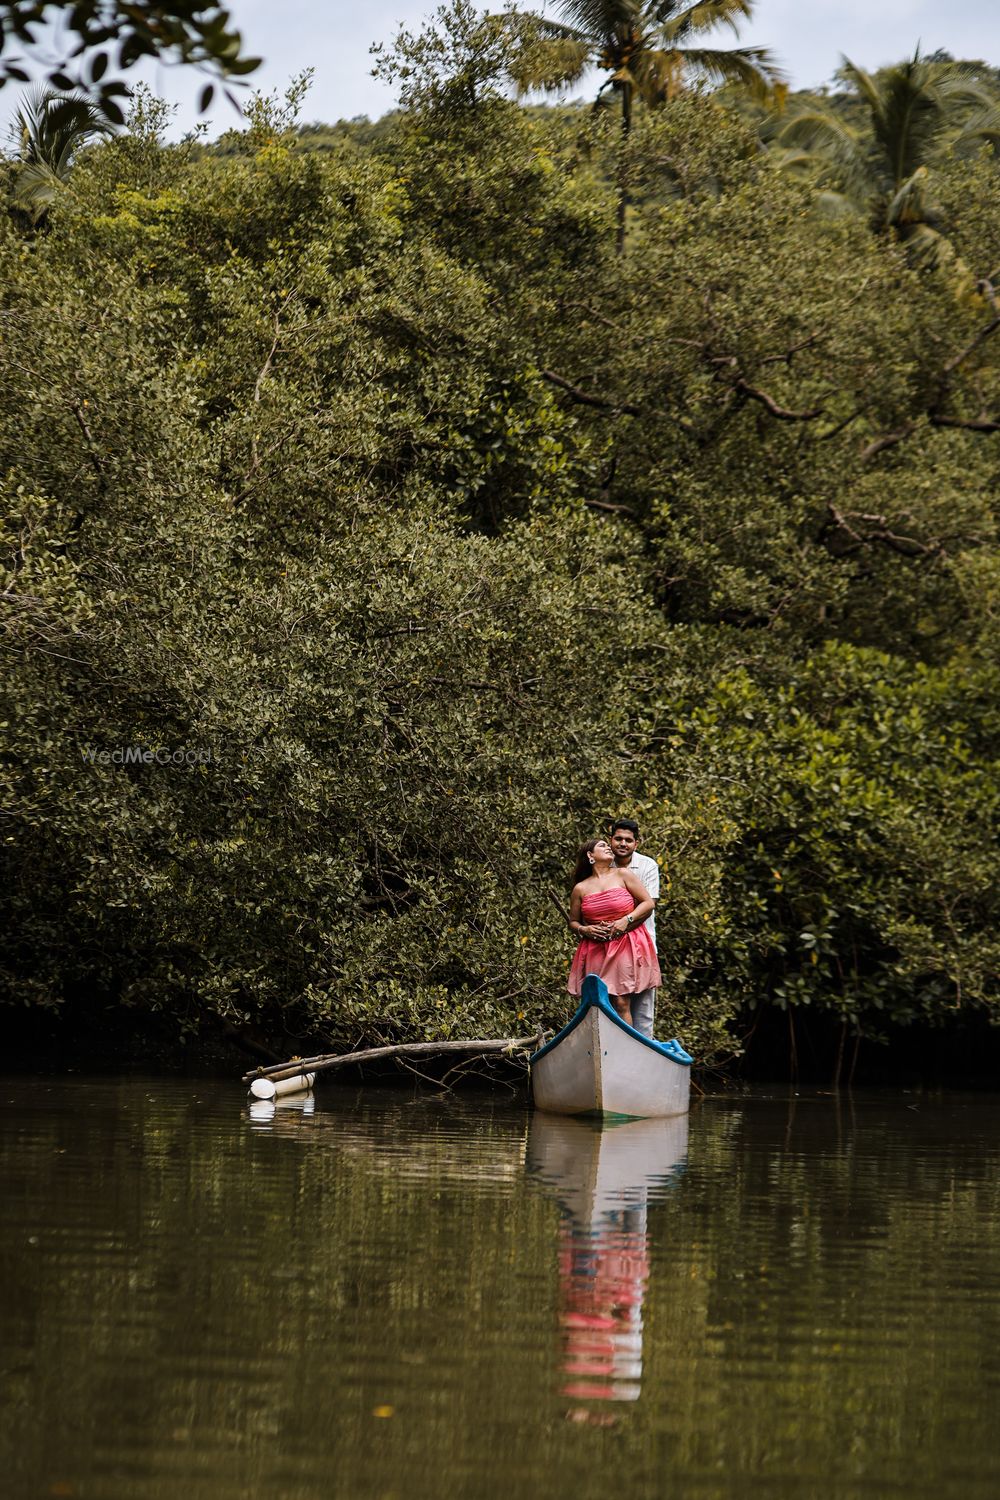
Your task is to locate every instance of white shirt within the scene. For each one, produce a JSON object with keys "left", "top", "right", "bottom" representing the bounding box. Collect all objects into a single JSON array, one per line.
[{"left": 621, "top": 852, "right": 659, "bottom": 946}]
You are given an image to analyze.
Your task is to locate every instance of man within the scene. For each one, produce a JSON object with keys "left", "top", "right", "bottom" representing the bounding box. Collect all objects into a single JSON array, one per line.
[{"left": 609, "top": 818, "right": 659, "bottom": 1038}]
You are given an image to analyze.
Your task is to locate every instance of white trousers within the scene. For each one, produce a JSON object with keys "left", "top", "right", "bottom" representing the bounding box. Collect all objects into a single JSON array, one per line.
[{"left": 631, "top": 987, "right": 656, "bottom": 1038}]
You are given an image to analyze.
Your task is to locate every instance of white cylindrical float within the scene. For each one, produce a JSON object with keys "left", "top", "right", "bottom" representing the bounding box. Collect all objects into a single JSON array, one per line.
[{"left": 249, "top": 1071, "right": 316, "bottom": 1100}]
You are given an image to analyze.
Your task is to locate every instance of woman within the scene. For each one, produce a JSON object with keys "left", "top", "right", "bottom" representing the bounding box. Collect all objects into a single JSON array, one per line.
[{"left": 567, "top": 837, "right": 661, "bottom": 1028}]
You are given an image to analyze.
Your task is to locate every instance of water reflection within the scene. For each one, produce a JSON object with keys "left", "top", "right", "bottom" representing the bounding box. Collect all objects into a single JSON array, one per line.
[
  {"left": 527, "top": 1114, "right": 689, "bottom": 1411},
  {"left": 7, "top": 1081, "right": 1000, "bottom": 1500},
  {"left": 246, "top": 1092, "right": 316, "bottom": 1128}
]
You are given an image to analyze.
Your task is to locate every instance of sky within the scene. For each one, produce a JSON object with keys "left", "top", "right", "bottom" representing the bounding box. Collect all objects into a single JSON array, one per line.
[
  {"left": 8, "top": 0, "right": 1000, "bottom": 139},
  {"left": 161, "top": 0, "right": 1000, "bottom": 134}
]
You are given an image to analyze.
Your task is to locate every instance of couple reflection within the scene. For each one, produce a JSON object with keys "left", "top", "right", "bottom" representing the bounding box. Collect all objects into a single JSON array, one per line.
[{"left": 527, "top": 1112, "right": 689, "bottom": 1415}]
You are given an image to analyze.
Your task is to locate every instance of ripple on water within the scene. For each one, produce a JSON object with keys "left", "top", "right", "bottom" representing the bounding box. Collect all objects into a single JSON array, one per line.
[{"left": 2, "top": 1080, "right": 1000, "bottom": 1500}]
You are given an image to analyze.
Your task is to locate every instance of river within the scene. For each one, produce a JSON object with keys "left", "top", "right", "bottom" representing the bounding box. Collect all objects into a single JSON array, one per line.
[{"left": 2, "top": 1077, "right": 998, "bottom": 1499}]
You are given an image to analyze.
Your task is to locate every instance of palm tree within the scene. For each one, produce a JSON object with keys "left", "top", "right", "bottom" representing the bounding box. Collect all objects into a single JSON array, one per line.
[
  {"left": 769, "top": 52, "right": 1000, "bottom": 266},
  {"left": 10, "top": 87, "right": 112, "bottom": 223},
  {"left": 511, "top": 0, "right": 782, "bottom": 251}
]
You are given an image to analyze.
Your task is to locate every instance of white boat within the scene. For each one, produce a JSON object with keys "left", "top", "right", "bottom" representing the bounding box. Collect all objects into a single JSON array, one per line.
[{"left": 529, "top": 973, "right": 692, "bottom": 1119}]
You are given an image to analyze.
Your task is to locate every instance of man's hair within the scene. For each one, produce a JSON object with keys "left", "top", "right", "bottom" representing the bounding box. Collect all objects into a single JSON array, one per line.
[{"left": 610, "top": 817, "right": 640, "bottom": 838}]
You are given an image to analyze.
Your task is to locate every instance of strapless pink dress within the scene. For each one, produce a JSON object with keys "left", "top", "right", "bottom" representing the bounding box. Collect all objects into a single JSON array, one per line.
[{"left": 567, "top": 886, "right": 661, "bottom": 997}]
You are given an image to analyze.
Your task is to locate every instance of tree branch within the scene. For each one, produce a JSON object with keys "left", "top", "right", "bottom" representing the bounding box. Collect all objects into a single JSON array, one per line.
[
  {"left": 823, "top": 503, "right": 938, "bottom": 558},
  {"left": 242, "top": 1035, "right": 538, "bottom": 1084},
  {"left": 940, "top": 286, "right": 1000, "bottom": 378},
  {"left": 757, "top": 333, "right": 824, "bottom": 367},
  {"left": 71, "top": 403, "right": 106, "bottom": 493},
  {"left": 733, "top": 378, "right": 823, "bottom": 422},
  {"left": 541, "top": 369, "right": 642, "bottom": 417},
  {"left": 585, "top": 498, "right": 636, "bottom": 516},
  {"left": 561, "top": 300, "right": 626, "bottom": 333},
  {"left": 250, "top": 306, "right": 287, "bottom": 470},
  {"left": 929, "top": 412, "right": 1000, "bottom": 434},
  {"left": 861, "top": 282, "right": 1000, "bottom": 460},
  {"left": 817, "top": 407, "right": 864, "bottom": 442},
  {"left": 859, "top": 422, "right": 918, "bottom": 463}
]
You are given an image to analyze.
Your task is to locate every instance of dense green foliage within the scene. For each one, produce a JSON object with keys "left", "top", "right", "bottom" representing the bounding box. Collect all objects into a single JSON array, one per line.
[{"left": 1, "top": 6, "right": 998, "bottom": 1067}]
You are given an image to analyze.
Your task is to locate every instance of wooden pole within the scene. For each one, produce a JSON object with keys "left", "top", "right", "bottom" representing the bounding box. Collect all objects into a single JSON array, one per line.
[
  {"left": 242, "top": 1035, "right": 537, "bottom": 1086},
  {"left": 547, "top": 887, "right": 571, "bottom": 924}
]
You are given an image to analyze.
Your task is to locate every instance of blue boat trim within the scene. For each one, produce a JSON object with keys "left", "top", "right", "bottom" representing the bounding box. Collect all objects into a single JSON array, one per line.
[{"left": 530, "top": 973, "right": 693, "bottom": 1067}]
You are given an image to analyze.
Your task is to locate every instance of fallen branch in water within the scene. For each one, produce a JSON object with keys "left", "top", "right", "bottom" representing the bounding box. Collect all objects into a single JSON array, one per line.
[{"left": 242, "top": 1035, "right": 539, "bottom": 1086}]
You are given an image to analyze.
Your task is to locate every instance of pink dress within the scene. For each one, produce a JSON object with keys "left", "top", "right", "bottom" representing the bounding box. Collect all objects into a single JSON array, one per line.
[{"left": 567, "top": 886, "right": 661, "bottom": 998}]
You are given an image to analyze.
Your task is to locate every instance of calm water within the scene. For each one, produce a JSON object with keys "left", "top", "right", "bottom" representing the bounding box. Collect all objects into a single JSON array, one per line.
[{"left": 2, "top": 1079, "right": 999, "bottom": 1500}]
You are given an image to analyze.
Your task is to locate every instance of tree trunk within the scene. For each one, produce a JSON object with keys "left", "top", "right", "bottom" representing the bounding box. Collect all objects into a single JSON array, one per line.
[{"left": 615, "top": 82, "right": 632, "bottom": 257}]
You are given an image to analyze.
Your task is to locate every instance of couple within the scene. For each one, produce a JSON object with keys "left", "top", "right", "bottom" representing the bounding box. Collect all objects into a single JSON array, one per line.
[{"left": 567, "top": 819, "right": 660, "bottom": 1036}]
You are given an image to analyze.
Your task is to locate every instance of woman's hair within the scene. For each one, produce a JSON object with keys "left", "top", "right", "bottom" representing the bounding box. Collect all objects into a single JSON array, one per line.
[{"left": 571, "top": 838, "right": 603, "bottom": 889}]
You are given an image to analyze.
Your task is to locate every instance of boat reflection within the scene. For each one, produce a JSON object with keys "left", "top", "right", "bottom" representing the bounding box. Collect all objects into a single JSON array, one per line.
[{"left": 527, "top": 1112, "right": 689, "bottom": 1411}]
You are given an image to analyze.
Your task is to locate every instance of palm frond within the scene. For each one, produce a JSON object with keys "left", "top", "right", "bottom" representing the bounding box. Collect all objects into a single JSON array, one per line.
[
  {"left": 877, "top": 66, "right": 943, "bottom": 185},
  {"left": 665, "top": 44, "right": 781, "bottom": 102},
  {"left": 837, "top": 58, "right": 883, "bottom": 124},
  {"left": 553, "top": 0, "right": 642, "bottom": 36},
  {"left": 12, "top": 85, "right": 110, "bottom": 175},
  {"left": 899, "top": 219, "right": 949, "bottom": 268},
  {"left": 516, "top": 0, "right": 779, "bottom": 109},
  {"left": 773, "top": 108, "right": 859, "bottom": 156},
  {"left": 814, "top": 189, "right": 863, "bottom": 220},
  {"left": 768, "top": 144, "right": 843, "bottom": 189},
  {"left": 528, "top": 15, "right": 590, "bottom": 42},
  {"left": 767, "top": 146, "right": 816, "bottom": 173},
  {"left": 655, "top": 0, "right": 753, "bottom": 43},
  {"left": 947, "top": 102, "right": 1000, "bottom": 155},
  {"left": 634, "top": 47, "right": 685, "bottom": 104},
  {"left": 929, "top": 70, "right": 1000, "bottom": 112},
  {"left": 900, "top": 223, "right": 978, "bottom": 299},
  {"left": 840, "top": 51, "right": 1000, "bottom": 187},
  {"left": 885, "top": 166, "right": 936, "bottom": 231},
  {"left": 770, "top": 107, "right": 870, "bottom": 204},
  {"left": 11, "top": 160, "right": 64, "bottom": 224},
  {"left": 773, "top": 112, "right": 868, "bottom": 192},
  {"left": 768, "top": 48, "right": 1000, "bottom": 261}
]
